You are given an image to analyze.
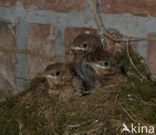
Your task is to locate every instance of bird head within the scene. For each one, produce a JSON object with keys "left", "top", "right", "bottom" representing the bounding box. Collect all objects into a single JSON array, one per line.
[
  {"left": 70, "top": 34, "right": 102, "bottom": 56},
  {"left": 86, "top": 57, "right": 121, "bottom": 78},
  {"left": 41, "top": 63, "right": 73, "bottom": 87}
]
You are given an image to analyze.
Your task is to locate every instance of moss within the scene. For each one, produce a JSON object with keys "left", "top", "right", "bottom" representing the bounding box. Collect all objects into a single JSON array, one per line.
[
  {"left": 114, "top": 108, "right": 129, "bottom": 121},
  {"left": 0, "top": 46, "right": 155, "bottom": 134},
  {"left": 0, "top": 96, "right": 53, "bottom": 135},
  {"left": 144, "top": 108, "right": 156, "bottom": 124},
  {"left": 115, "top": 48, "right": 156, "bottom": 130},
  {"left": 55, "top": 114, "right": 94, "bottom": 134},
  {"left": 119, "top": 74, "right": 156, "bottom": 101},
  {"left": 119, "top": 52, "right": 131, "bottom": 73},
  {"left": 0, "top": 103, "right": 18, "bottom": 135},
  {"left": 18, "top": 77, "right": 46, "bottom": 97},
  {"left": 128, "top": 101, "right": 144, "bottom": 112}
]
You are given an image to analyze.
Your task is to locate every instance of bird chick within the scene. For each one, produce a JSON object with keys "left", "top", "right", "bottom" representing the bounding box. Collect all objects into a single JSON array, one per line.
[
  {"left": 67, "top": 33, "right": 103, "bottom": 96},
  {"left": 42, "top": 63, "right": 72, "bottom": 87},
  {"left": 86, "top": 57, "right": 119, "bottom": 78},
  {"left": 71, "top": 33, "right": 102, "bottom": 57},
  {"left": 70, "top": 33, "right": 104, "bottom": 94},
  {"left": 86, "top": 55, "right": 127, "bottom": 86},
  {"left": 41, "top": 62, "right": 74, "bottom": 101}
]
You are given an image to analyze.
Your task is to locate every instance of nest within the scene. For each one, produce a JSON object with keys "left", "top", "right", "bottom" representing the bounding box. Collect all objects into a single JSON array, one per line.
[{"left": 0, "top": 46, "right": 156, "bottom": 135}]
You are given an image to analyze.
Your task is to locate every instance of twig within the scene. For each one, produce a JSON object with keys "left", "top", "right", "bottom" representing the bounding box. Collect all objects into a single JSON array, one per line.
[
  {"left": 126, "top": 40, "right": 146, "bottom": 80},
  {"left": 92, "top": 0, "right": 106, "bottom": 32},
  {"left": 124, "top": 107, "right": 153, "bottom": 127},
  {"left": 115, "top": 94, "right": 118, "bottom": 105},
  {"left": 105, "top": 35, "right": 156, "bottom": 43},
  {"left": 92, "top": 0, "right": 156, "bottom": 43},
  {"left": 125, "top": 107, "right": 138, "bottom": 120},
  {"left": 121, "top": 106, "right": 136, "bottom": 122},
  {"left": 133, "top": 94, "right": 156, "bottom": 106},
  {"left": 67, "top": 119, "right": 93, "bottom": 129},
  {"left": 16, "top": 119, "right": 23, "bottom": 135},
  {"left": 86, "top": 122, "right": 104, "bottom": 134},
  {"left": 25, "top": 100, "right": 35, "bottom": 109},
  {"left": 64, "top": 120, "right": 103, "bottom": 135},
  {"left": 129, "top": 36, "right": 156, "bottom": 42},
  {"left": 52, "top": 101, "right": 60, "bottom": 135},
  {"left": 38, "top": 106, "right": 46, "bottom": 117},
  {"left": 85, "top": 96, "right": 109, "bottom": 117},
  {"left": 93, "top": 0, "right": 156, "bottom": 79}
]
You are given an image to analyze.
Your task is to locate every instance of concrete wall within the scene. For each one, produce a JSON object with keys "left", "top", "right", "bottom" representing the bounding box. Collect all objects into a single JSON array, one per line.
[{"left": 0, "top": 0, "right": 156, "bottom": 93}]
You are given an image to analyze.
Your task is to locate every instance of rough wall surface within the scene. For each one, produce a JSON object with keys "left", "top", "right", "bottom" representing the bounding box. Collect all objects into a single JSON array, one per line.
[{"left": 0, "top": 0, "right": 156, "bottom": 93}]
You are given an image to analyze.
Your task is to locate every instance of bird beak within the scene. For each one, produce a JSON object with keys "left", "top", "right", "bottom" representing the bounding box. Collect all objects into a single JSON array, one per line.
[
  {"left": 68, "top": 50, "right": 73, "bottom": 55},
  {"left": 87, "top": 62, "right": 104, "bottom": 69},
  {"left": 86, "top": 62, "right": 119, "bottom": 75},
  {"left": 46, "top": 75, "right": 58, "bottom": 79},
  {"left": 36, "top": 74, "right": 56, "bottom": 80},
  {"left": 86, "top": 62, "right": 101, "bottom": 74},
  {"left": 62, "top": 76, "right": 66, "bottom": 79},
  {"left": 36, "top": 74, "right": 47, "bottom": 78},
  {"left": 70, "top": 46, "right": 85, "bottom": 51}
]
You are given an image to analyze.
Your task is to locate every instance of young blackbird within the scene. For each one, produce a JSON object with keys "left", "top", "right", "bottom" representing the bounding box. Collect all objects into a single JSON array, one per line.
[
  {"left": 70, "top": 33, "right": 102, "bottom": 57},
  {"left": 70, "top": 33, "right": 104, "bottom": 94},
  {"left": 86, "top": 55, "right": 120, "bottom": 79},
  {"left": 70, "top": 33, "right": 128, "bottom": 94},
  {"left": 86, "top": 53, "right": 127, "bottom": 87},
  {"left": 41, "top": 62, "right": 89, "bottom": 98},
  {"left": 41, "top": 62, "right": 74, "bottom": 101},
  {"left": 104, "top": 28, "right": 128, "bottom": 76}
]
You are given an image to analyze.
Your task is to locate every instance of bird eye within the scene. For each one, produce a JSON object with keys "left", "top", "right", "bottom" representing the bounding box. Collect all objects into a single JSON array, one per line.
[
  {"left": 104, "top": 62, "right": 109, "bottom": 67},
  {"left": 81, "top": 42, "right": 88, "bottom": 49},
  {"left": 51, "top": 71, "right": 61, "bottom": 77},
  {"left": 55, "top": 71, "right": 61, "bottom": 76},
  {"left": 102, "top": 61, "right": 110, "bottom": 68}
]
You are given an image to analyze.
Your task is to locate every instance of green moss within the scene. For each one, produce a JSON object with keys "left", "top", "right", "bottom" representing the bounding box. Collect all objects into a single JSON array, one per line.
[
  {"left": 144, "top": 108, "right": 156, "bottom": 124},
  {"left": 0, "top": 103, "right": 18, "bottom": 135},
  {"left": 119, "top": 74, "right": 156, "bottom": 101},
  {"left": 116, "top": 48, "right": 156, "bottom": 128},
  {"left": 0, "top": 97, "right": 53, "bottom": 135}
]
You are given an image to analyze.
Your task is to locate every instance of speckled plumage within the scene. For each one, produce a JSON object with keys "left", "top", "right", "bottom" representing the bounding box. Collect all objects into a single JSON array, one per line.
[{"left": 41, "top": 62, "right": 74, "bottom": 101}]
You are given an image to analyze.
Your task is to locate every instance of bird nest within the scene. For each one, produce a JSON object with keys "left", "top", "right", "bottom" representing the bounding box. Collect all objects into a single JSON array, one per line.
[{"left": 0, "top": 46, "right": 156, "bottom": 135}]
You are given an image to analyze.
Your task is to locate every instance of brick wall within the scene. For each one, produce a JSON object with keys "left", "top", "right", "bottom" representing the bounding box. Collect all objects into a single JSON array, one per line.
[{"left": 0, "top": 0, "right": 156, "bottom": 93}]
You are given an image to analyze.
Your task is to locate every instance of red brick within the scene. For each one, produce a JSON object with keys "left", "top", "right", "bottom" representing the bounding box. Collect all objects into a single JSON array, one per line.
[
  {"left": 0, "top": 0, "right": 16, "bottom": 7},
  {"left": 64, "top": 27, "right": 97, "bottom": 62},
  {"left": 0, "top": 22, "right": 17, "bottom": 89},
  {"left": 100, "top": 0, "right": 156, "bottom": 17},
  {"left": 21, "top": 0, "right": 87, "bottom": 12},
  {"left": 27, "top": 24, "right": 55, "bottom": 79},
  {"left": 147, "top": 34, "right": 156, "bottom": 77},
  {"left": 103, "top": 28, "right": 125, "bottom": 57}
]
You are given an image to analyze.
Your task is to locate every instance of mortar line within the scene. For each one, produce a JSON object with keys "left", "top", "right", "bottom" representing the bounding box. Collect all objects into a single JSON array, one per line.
[
  {"left": 0, "top": 7, "right": 156, "bottom": 35},
  {"left": 15, "top": 17, "right": 29, "bottom": 91},
  {"left": 0, "top": 5, "right": 156, "bottom": 90}
]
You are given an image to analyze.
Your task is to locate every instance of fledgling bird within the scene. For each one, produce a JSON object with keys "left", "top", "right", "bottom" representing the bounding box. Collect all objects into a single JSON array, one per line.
[
  {"left": 86, "top": 55, "right": 119, "bottom": 79},
  {"left": 86, "top": 54, "right": 127, "bottom": 86},
  {"left": 42, "top": 63, "right": 72, "bottom": 87},
  {"left": 70, "top": 33, "right": 104, "bottom": 94},
  {"left": 104, "top": 28, "right": 132, "bottom": 76},
  {"left": 70, "top": 33, "right": 102, "bottom": 57},
  {"left": 40, "top": 62, "right": 74, "bottom": 101}
]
